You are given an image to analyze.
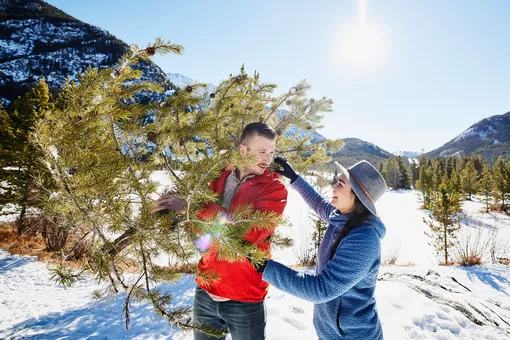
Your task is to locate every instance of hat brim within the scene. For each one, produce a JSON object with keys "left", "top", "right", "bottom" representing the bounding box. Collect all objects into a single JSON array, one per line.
[{"left": 334, "top": 162, "right": 378, "bottom": 216}]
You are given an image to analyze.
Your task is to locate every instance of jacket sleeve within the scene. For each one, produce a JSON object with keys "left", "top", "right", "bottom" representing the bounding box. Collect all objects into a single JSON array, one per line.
[
  {"left": 244, "top": 180, "right": 288, "bottom": 246},
  {"left": 196, "top": 203, "right": 228, "bottom": 222},
  {"left": 291, "top": 175, "right": 336, "bottom": 222},
  {"left": 262, "top": 227, "right": 380, "bottom": 303}
]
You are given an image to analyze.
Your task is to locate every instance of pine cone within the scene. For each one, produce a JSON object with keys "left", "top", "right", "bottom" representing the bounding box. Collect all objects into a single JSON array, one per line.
[
  {"left": 146, "top": 47, "right": 156, "bottom": 56},
  {"left": 66, "top": 167, "right": 78, "bottom": 176},
  {"left": 210, "top": 93, "right": 216, "bottom": 98},
  {"left": 147, "top": 132, "right": 157, "bottom": 142},
  {"left": 186, "top": 85, "right": 193, "bottom": 93},
  {"left": 286, "top": 100, "right": 292, "bottom": 106},
  {"left": 110, "top": 69, "right": 120, "bottom": 79}
]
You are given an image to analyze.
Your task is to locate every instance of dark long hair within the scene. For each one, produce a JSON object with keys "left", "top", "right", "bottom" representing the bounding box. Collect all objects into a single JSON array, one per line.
[{"left": 329, "top": 191, "right": 371, "bottom": 260}]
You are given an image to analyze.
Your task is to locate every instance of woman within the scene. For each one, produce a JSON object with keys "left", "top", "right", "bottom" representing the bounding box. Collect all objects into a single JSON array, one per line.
[{"left": 258, "top": 156, "right": 387, "bottom": 340}]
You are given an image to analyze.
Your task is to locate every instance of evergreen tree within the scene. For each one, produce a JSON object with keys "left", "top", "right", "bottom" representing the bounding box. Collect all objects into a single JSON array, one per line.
[
  {"left": 447, "top": 168, "right": 462, "bottom": 194},
  {"left": 416, "top": 157, "right": 432, "bottom": 208},
  {"left": 407, "top": 161, "right": 419, "bottom": 189},
  {"left": 385, "top": 158, "right": 401, "bottom": 189},
  {"left": 424, "top": 182, "right": 462, "bottom": 264},
  {"left": 461, "top": 160, "right": 478, "bottom": 200},
  {"left": 32, "top": 40, "right": 341, "bottom": 332},
  {"left": 397, "top": 156, "right": 410, "bottom": 189},
  {"left": 479, "top": 163, "right": 493, "bottom": 213},
  {"left": 457, "top": 154, "right": 466, "bottom": 172},
  {"left": 493, "top": 156, "right": 509, "bottom": 211},
  {"left": 0, "top": 79, "right": 52, "bottom": 234},
  {"left": 431, "top": 158, "right": 442, "bottom": 192}
]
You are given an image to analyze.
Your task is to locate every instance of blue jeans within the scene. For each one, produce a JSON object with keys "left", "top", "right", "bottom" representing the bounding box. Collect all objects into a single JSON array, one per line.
[{"left": 193, "top": 286, "right": 266, "bottom": 340}]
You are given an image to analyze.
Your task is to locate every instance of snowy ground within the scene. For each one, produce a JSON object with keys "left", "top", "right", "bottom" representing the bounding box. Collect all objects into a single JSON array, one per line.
[{"left": 1, "top": 172, "right": 510, "bottom": 339}]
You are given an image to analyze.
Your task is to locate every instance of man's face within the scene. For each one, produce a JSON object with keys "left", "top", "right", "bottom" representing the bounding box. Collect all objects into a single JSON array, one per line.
[{"left": 239, "top": 134, "right": 277, "bottom": 176}]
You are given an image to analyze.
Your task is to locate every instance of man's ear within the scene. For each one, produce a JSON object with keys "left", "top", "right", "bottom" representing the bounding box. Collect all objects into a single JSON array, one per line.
[{"left": 239, "top": 143, "right": 247, "bottom": 155}]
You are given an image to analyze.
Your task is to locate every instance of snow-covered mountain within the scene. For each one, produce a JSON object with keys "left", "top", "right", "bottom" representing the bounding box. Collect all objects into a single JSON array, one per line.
[
  {"left": 426, "top": 111, "right": 510, "bottom": 164},
  {"left": 332, "top": 137, "right": 393, "bottom": 167},
  {"left": 393, "top": 150, "right": 423, "bottom": 158},
  {"left": 0, "top": 0, "right": 171, "bottom": 101},
  {"left": 166, "top": 72, "right": 216, "bottom": 98}
]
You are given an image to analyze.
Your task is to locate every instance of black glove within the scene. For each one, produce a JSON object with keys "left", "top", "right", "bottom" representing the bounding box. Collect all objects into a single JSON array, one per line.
[
  {"left": 247, "top": 257, "right": 268, "bottom": 273},
  {"left": 274, "top": 156, "right": 298, "bottom": 183}
]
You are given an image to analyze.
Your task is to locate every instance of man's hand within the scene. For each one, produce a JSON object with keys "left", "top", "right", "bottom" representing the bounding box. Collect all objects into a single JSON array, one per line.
[
  {"left": 273, "top": 156, "right": 298, "bottom": 183},
  {"left": 151, "top": 194, "right": 186, "bottom": 215}
]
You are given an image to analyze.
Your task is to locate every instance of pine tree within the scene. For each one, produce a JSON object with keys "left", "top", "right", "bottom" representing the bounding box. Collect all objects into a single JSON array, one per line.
[
  {"left": 479, "top": 163, "right": 493, "bottom": 213},
  {"left": 0, "top": 79, "right": 52, "bottom": 234},
  {"left": 447, "top": 168, "right": 462, "bottom": 194},
  {"left": 431, "top": 158, "right": 442, "bottom": 192},
  {"left": 32, "top": 40, "right": 341, "bottom": 332},
  {"left": 416, "top": 156, "right": 432, "bottom": 208},
  {"left": 397, "top": 156, "right": 410, "bottom": 189},
  {"left": 424, "top": 182, "right": 462, "bottom": 264},
  {"left": 385, "top": 158, "right": 401, "bottom": 189},
  {"left": 461, "top": 160, "right": 478, "bottom": 200},
  {"left": 493, "top": 156, "right": 509, "bottom": 211},
  {"left": 406, "top": 161, "right": 419, "bottom": 189}
]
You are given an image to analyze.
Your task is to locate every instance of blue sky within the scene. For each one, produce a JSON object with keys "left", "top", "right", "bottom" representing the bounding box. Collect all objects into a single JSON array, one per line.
[{"left": 46, "top": 0, "right": 510, "bottom": 153}]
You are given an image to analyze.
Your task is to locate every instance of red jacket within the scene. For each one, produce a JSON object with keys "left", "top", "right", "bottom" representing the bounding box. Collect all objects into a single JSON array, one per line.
[{"left": 196, "top": 168, "right": 288, "bottom": 302}]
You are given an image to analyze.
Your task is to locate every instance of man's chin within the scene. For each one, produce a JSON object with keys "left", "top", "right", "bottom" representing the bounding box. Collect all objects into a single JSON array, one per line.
[{"left": 251, "top": 166, "right": 266, "bottom": 175}]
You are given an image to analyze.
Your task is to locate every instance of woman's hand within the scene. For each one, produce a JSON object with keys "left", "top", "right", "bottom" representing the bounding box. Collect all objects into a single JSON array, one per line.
[{"left": 274, "top": 156, "right": 298, "bottom": 183}]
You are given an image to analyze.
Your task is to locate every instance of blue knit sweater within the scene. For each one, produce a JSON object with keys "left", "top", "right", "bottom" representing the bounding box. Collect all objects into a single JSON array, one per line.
[{"left": 263, "top": 176, "right": 386, "bottom": 340}]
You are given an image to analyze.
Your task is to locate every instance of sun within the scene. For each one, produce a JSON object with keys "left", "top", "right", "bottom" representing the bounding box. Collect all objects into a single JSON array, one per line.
[
  {"left": 329, "top": 0, "right": 388, "bottom": 72},
  {"left": 341, "top": 23, "right": 386, "bottom": 69}
]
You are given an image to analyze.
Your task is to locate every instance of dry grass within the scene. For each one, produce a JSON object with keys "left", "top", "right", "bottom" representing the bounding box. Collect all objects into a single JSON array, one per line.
[
  {"left": 0, "top": 222, "right": 59, "bottom": 263},
  {"left": 166, "top": 262, "right": 198, "bottom": 274},
  {"left": 498, "top": 257, "right": 510, "bottom": 265},
  {"left": 0, "top": 222, "right": 186, "bottom": 274},
  {"left": 382, "top": 249, "right": 400, "bottom": 266},
  {"left": 465, "top": 255, "right": 483, "bottom": 266}
]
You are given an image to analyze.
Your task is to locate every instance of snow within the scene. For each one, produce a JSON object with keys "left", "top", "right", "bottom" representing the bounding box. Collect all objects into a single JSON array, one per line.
[
  {"left": 166, "top": 73, "right": 216, "bottom": 97},
  {"left": 393, "top": 151, "right": 423, "bottom": 158},
  {"left": 1, "top": 177, "right": 510, "bottom": 339},
  {"left": 453, "top": 125, "right": 496, "bottom": 144}
]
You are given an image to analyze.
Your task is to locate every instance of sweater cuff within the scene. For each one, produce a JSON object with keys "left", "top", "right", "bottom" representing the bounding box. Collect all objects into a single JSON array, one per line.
[
  {"left": 290, "top": 175, "right": 306, "bottom": 190},
  {"left": 262, "top": 259, "right": 278, "bottom": 282}
]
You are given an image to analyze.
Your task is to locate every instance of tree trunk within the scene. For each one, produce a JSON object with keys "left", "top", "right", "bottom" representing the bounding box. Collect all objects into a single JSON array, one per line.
[
  {"left": 17, "top": 166, "right": 31, "bottom": 235},
  {"left": 443, "top": 223, "right": 448, "bottom": 264}
]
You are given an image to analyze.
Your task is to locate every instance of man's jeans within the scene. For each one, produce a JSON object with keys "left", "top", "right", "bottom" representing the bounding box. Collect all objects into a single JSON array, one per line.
[{"left": 193, "top": 286, "right": 266, "bottom": 340}]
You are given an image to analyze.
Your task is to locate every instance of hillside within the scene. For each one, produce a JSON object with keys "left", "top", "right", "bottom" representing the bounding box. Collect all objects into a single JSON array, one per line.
[
  {"left": 0, "top": 0, "right": 170, "bottom": 102},
  {"left": 426, "top": 111, "right": 510, "bottom": 164}
]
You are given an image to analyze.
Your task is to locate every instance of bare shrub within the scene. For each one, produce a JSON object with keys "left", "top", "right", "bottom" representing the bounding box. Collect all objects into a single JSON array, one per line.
[
  {"left": 488, "top": 229, "right": 510, "bottom": 265},
  {"left": 22, "top": 214, "right": 69, "bottom": 252},
  {"left": 453, "top": 227, "right": 490, "bottom": 266},
  {"left": 293, "top": 220, "right": 316, "bottom": 267},
  {"left": 382, "top": 248, "right": 399, "bottom": 266}
]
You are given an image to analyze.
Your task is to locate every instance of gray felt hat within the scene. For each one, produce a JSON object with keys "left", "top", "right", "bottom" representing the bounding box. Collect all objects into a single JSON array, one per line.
[{"left": 334, "top": 160, "right": 387, "bottom": 216}]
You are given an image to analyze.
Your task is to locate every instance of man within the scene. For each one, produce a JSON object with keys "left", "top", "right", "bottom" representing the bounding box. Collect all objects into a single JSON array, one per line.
[{"left": 152, "top": 122, "right": 288, "bottom": 340}]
